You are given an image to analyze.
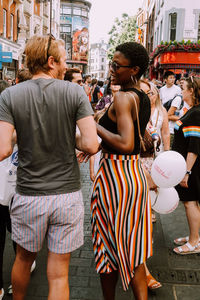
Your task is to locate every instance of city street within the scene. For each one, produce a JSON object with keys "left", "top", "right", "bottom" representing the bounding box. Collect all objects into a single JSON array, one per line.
[{"left": 2, "top": 162, "right": 200, "bottom": 300}]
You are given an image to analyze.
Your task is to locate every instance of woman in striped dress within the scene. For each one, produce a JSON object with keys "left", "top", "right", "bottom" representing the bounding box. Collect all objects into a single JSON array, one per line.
[{"left": 91, "top": 42, "right": 152, "bottom": 300}]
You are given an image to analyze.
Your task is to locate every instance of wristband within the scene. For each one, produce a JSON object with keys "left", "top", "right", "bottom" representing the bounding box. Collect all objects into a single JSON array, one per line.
[{"left": 186, "top": 170, "right": 192, "bottom": 175}]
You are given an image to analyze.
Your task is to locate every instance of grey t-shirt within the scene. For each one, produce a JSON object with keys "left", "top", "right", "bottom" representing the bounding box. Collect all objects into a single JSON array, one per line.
[{"left": 0, "top": 78, "right": 93, "bottom": 195}]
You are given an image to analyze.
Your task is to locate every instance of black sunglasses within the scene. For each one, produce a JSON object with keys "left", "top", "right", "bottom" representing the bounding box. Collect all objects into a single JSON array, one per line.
[
  {"left": 110, "top": 61, "right": 132, "bottom": 72},
  {"left": 46, "top": 34, "right": 56, "bottom": 62}
]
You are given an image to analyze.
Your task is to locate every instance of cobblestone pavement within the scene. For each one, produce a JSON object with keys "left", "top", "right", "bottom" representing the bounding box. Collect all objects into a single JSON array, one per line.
[{"left": 2, "top": 162, "right": 200, "bottom": 299}]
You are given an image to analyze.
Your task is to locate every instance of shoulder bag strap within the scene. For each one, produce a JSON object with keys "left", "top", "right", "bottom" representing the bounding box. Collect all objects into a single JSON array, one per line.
[
  {"left": 154, "top": 109, "right": 160, "bottom": 129},
  {"left": 126, "top": 92, "right": 146, "bottom": 152}
]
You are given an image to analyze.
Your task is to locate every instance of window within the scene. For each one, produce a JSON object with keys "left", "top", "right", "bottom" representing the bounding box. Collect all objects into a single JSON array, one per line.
[
  {"left": 10, "top": 14, "right": 14, "bottom": 40},
  {"left": 3, "top": 9, "right": 7, "bottom": 38},
  {"left": 60, "top": 25, "right": 71, "bottom": 33},
  {"left": 198, "top": 15, "right": 200, "bottom": 40},
  {"left": 169, "top": 13, "right": 177, "bottom": 41},
  {"left": 82, "top": 9, "right": 87, "bottom": 17},
  {"left": 25, "top": 15, "right": 30, "bottom": 38},
  {"left": 154, "top": 31, "right": 157, "bottom": 46},
  {"left": 102, "top": 58, "right": 104, "bottom": 62},
  {"left": 52, "top": 9, "right": 55, "bottom": 20},
  {"left": 62, "top": 5, "right": 71, "bottom": 15},
  {"left": 43, "top": 26, "right": 48, "bottom": 35},
  {"left": 73, "top": 8, "right": 81, "bottom": 15}
]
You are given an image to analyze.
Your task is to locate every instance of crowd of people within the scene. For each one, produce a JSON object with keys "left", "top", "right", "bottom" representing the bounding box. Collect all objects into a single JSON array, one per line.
[{"left": 0, "top": 34, "right": 199, "bottom": 300}]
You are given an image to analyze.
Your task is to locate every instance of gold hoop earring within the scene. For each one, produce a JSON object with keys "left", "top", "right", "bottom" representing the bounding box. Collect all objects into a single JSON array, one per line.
[{"left": 131, "top": 75, "right": 137, "bottom": 85}]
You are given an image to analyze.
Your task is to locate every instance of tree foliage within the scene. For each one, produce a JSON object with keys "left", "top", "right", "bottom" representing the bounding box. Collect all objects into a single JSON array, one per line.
[{"left": 107, "top": 14, "right": 136, "bottom": 60}]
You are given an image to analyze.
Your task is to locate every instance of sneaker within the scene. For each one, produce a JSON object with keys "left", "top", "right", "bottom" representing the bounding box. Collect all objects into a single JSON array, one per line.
[
  {"left": 30, "top": 260, "right": 36, "bottom": 273},
  {"left": 7, "top": 285, "right": 12, "bottom": 295},
  {"left": 0, "top": 288, "right": 4, "bottom": 299}
]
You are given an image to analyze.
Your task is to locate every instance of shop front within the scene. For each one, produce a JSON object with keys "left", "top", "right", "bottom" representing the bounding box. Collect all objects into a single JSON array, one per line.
[
  {"left": 0, "top": 38, "right": 21, "bottom": 81},
  {"left": 150, "top": 42, "right": 200, "bottom": 80}
]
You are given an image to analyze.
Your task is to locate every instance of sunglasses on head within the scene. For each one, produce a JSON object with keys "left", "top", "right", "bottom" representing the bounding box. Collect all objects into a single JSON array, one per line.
[
  {"left": 46, "top": 34, "right": 56, "bottom": 63},
  {"left": 110, "top": 61, "right": 132, "bottom": 72},
  {"left": 188, "top": 75, "right": 198, "bottom": 88}
]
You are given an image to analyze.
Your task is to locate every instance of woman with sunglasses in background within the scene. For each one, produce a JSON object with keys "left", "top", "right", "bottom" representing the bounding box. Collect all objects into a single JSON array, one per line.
[
  {"left": 139, "top": 80, "right": 170, "bottom": 290},
  {"left": 91, "top": 42, "right": 152, "bottom": 300},
  {"left": 172, "top": 77, "right": 200, "bottom": 255}
]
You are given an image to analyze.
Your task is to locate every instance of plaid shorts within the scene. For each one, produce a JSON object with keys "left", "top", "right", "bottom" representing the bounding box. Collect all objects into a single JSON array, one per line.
[{"left": 10, "top": 190, "right": 84, "bottom": 253}]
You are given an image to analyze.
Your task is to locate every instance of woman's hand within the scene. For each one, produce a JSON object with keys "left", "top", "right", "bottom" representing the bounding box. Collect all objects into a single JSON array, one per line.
[
  {"left": 76, "top": 151, "right": 91, "bottom": 163},
  {"left": 90, "top": 172, "right": 95, "bottom": 182},
  {"left": 179, "top": 174, "right": 189, "bottom": 188}
]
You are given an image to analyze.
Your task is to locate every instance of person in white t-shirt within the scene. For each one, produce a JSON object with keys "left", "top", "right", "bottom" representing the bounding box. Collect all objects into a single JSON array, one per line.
[
  {"left": 160, "top": 71, "right": 182, "bottom": 106},
  {"left": 159, "top": 71, "right": 182, "bottom": 146}
]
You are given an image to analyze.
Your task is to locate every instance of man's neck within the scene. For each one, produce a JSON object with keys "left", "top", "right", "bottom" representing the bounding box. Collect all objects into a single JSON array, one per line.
[
  {"left": 166, "top": 83, "right": 173, "bottom": 88},
  {"left": 32, "top": 72, "right": 54, "bottom": 80}
]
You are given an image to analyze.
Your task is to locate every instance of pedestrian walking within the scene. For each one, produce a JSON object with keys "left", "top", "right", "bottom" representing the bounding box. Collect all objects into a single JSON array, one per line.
[{"left": 0, "top": 34, "right": 98, "bottom": 300}]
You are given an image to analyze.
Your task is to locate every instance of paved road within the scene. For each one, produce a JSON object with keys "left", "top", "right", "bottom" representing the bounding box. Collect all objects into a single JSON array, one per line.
[{"left": 2, "top": 162, "right": 200, "bottom": 299}]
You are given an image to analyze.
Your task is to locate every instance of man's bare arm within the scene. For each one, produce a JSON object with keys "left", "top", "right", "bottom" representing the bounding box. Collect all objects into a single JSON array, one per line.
[
  {"left": 76, "top": 116, "right": 99, "bottom": 155},
  {"left": 0, "top": 121, "right": 15, "bottom": 161}
]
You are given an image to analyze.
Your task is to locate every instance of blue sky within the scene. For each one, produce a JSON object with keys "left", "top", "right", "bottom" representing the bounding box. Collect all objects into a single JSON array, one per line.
[{"left": 89, "top": 0, "right": 141, "bottom": 44}]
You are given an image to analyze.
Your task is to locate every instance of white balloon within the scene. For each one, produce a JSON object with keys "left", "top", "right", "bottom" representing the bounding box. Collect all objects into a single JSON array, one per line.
[
  {"left": 151, "top": 151, "right": 186, "bottom": 188},
  {"left": 150, "top": 188, "right": 179, "bottom": 214}
]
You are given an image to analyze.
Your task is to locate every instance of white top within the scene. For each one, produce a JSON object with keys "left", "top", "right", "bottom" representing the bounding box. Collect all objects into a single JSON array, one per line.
[
  {"left": 159, "top": 84, "right": 182, "bottom": 105},
  {"left": 159, "top": 84, "right": 182, "bottom": 134},
  {"left": 169, "top": 96, "right": 183, "bottom": 134}
]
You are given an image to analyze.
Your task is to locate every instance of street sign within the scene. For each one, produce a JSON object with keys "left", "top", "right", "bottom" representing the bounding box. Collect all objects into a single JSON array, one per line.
[
  {"left": 1, "top": 52, "right": 12, "bottom": 63},
  {"left": 0, "top": 44, "right": 13, "bottom": 69}
]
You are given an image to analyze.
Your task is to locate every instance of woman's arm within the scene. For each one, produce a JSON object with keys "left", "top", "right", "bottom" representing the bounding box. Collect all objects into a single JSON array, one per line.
[
  {"left": 89, "top": 156, "right": 95, "bottom": 181},
  {"left": 180, "top": 152, "right": 198, "bottom": 188},
  {"left": 160, "top": 108, "right": 170, "bottom": 151},
  {"left": 96, "top": 92, "right": 135, "bottom": 153}
]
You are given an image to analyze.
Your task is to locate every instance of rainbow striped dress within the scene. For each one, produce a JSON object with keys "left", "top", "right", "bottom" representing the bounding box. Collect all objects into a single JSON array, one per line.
[{"left": 91, "top": 153, "right": 153, "bottom": 290}]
